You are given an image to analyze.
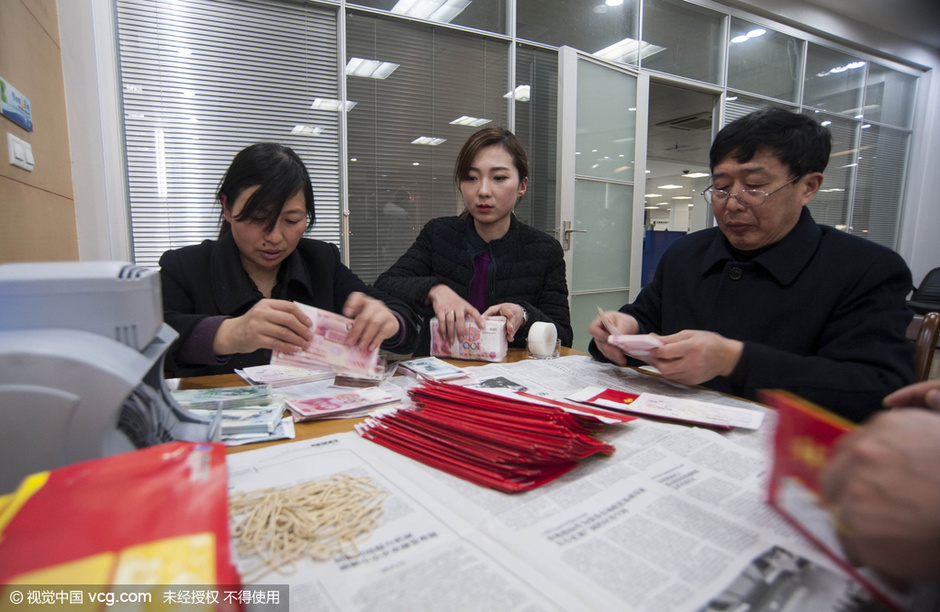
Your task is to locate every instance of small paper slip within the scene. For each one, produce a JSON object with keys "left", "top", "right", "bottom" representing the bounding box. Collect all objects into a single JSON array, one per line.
[
  {"left": 286, "top": 388, "right": 399, "bottom": 421},
  {"left": 566, "top": 387, "right": 764, "bottom": 430},
  {"left": 236, "top": 364, "right": 334, "bottom": 387},
  {"left": 399, "top": 356, "right": 468, "bottom": 381},
  {"left": 607, "top": 334, "right": 663, "bottom": 356},
  {"left": 271, "top": 302, "right": 379, "bottom": 376}
]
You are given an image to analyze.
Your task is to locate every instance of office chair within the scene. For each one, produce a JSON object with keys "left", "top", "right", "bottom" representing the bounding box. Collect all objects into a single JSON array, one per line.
[
  {"left": 908, "top": 267, "right": 940, "bottom": 315},
  {"left": 907, "top": 311, "right": 940, "bottom": 382}
]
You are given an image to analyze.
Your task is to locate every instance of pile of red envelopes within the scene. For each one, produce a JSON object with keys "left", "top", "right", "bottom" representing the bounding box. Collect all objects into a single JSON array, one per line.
[{"left": 356, "top": 381, "right": 617, "bottom": 493}]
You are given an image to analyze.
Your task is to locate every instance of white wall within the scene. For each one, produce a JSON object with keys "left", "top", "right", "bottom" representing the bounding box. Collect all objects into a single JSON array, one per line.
[
  {"left": 58, "top": 0, "right": 130, "bottom": 262},
  {"left": 59, "top": 0, "right": 940, "bottom": 283}
]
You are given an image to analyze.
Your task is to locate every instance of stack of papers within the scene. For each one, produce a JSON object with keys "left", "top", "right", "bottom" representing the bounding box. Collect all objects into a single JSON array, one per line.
[
  {"left": 188, "top": 402, "right": 286, "bottom": 436},
  {"left": 398, "top": 357, "right": 469, "bottom": 382},
  {"left": 286, "top": 387, "right": 400, "bottom": 422},
  {"left": 356, "top": 381, "right": 617, "bottom": 493},
  {"left": 567, "top": 387, "right": 765, "bottom": 430},
  {"left": 236, "top": 364, "right": 334, "bottom": 387}
]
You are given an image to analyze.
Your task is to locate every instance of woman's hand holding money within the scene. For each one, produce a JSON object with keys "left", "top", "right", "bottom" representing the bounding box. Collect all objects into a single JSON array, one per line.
[
  {"left": 427, "top": 284, "right": 485, "bottom": 345},
  {"left": 342, "top": 292, "right": 401, "bottom": 352},
  {"left": 213, "top": 298, "right": 313, "bottom": 356}
]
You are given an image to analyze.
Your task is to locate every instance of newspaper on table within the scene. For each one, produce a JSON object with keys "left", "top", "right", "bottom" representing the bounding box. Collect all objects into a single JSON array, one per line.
[
  {"left": 271, "top": 302, "right": 379, "bottom": 376},
  {"left": 228, "top": 356, "right": 891, "bottom": 612}
]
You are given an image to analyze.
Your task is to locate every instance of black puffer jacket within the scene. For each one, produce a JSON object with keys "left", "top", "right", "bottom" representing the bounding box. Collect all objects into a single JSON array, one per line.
[{"left": 375, "top": 214, "right": 572, "bottom": 356}]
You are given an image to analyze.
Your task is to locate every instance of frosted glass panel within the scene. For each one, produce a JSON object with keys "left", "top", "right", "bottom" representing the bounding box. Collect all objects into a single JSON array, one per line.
[
  {"left": 571, "top": 291, "right": 629, "bottom": 353},
  {"left": 575, "top": 59, "right": 637, "bottom": 182},
  {"left": 572, "top": 179, "right": 632, "bottom": 292}
]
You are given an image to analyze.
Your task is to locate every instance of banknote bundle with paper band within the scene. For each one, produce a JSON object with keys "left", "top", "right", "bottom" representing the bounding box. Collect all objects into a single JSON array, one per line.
[
  {"left": 356, "top": 381, "right": 617, "bottom": 493},
  {"left": 429, "top": 316, "right": 508, "bottom": 362},
  {"left": 271, "top": 302, "right": 379, "bottom": 376}
]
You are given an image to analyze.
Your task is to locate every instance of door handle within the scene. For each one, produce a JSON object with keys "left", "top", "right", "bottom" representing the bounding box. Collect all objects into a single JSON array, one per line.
[{"left": 561, "top": 220, "right": 587, "bottom": 251}]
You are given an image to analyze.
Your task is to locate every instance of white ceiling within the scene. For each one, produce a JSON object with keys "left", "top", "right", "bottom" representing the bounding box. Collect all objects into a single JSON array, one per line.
[{"left": 799, "top": 0, "right": 940, "bottom": 50}]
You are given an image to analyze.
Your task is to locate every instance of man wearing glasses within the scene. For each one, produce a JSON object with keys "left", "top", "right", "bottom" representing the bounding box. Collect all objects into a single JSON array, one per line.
[{"left": 590, "top": 107, "right": 914, "bottom": 422}]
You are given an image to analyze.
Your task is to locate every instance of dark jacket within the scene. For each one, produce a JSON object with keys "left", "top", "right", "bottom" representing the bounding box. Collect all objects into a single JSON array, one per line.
[
  {"left": 375, "top": 214, "right": 572, "bottom": 356},
  {"left": 590, "top": 208, "right": 914, "bottom": 422},
  {"left": 160, "top": 233, "right": 419, "bottom": 377}
]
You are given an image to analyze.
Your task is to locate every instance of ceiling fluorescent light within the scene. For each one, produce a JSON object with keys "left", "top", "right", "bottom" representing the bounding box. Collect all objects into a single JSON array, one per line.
[
  {"left": 594, "top": 38, "right": 665, "bottom": 64},
  {"left": 346, "top": 58, "right": 400, "bottom": 79},
  {"left": 450, "top": 115, "right": 492, "bottom": 127},
  {"left": 411, "top": 136, "right": 446, "bottom": 146},
  {"left": 503, "top": 85, "right": 530, "bottom": 102},
  {"left": 391, "top": 0, "right": 471, "bottom": 23},
  {"left": 658, "top": 184, "right": 683, "bottom": 189},
  {"left": 311, "top": 98, "right": 357, "bottom": 112},
  {"left": 291, "top": 125, "right": 322, "bottom": 136},
  {"left": 685, "top": 172, "right": 710, "bottom": 178}
]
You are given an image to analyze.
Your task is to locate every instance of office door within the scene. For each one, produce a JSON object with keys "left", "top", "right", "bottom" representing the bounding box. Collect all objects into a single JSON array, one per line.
[{"left": 556, "top": 47, "right": 649, "bottom": 352}]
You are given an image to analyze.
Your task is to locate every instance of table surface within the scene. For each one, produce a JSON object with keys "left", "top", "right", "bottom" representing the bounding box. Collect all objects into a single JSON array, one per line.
[{"left": 178, "top": 346, "right": 587, "bottom": 454}]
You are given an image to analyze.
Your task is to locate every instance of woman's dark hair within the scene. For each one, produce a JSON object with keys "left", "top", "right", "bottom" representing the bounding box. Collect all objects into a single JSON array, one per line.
[
  {"left": 709, "top": 107, "right": 832, "bottom": 178},
  {"left": 453, "top": 127, "right": 529, "bottom": 188},
  {"left": 217, "top": 143, "right": 315, "bottom": 237}
]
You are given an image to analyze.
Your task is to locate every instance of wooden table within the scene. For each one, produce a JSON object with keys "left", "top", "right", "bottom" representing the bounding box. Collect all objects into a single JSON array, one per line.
[{"left": 177, "top": 346, "right": 587, "bottom": 453}]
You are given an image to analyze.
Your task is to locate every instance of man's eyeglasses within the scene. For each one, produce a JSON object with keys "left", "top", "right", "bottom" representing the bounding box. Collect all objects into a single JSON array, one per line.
[{"left": 702, "top": 176, "right": 801, "bottom": 208}]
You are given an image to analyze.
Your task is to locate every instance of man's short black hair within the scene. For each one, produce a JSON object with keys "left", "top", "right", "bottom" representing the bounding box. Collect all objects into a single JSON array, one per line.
[{"left": 709, "top": 107, "right": 832, "bottom": 178}]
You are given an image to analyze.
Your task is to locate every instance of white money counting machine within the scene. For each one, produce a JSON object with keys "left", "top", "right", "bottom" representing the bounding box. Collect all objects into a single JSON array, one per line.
[{"left": 0, "top": 261, "right": 217, "bottom": 492}]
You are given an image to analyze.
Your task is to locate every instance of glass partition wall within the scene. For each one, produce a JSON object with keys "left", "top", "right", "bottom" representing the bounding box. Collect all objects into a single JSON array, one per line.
[{"left": 116, "top": 0, "right": 920, "bottom": 278}]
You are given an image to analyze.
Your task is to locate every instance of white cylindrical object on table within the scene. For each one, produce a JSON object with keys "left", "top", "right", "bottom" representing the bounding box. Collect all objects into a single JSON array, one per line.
[{"left": 527, "top": 321, "right": 558, "bottom": 358}]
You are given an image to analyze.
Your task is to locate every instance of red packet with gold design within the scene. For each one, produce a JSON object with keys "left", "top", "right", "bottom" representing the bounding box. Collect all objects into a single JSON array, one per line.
[
  {"left": 762, "top": 390, "right": 907, "bottom": 611},
  {"left": 0, "top": 442, "right": 241, "bottom": 610}
]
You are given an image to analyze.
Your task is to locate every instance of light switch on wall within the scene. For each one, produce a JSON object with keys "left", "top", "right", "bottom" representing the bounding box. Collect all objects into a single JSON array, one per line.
[{"left": 7, "top": 133, "right": 34, "bottom": 172}]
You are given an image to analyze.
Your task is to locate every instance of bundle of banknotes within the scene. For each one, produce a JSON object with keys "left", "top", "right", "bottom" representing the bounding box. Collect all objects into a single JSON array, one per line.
[
  {"left": 271, "top": 302, "right": 379, "bottom": 376},
  {"left": 429, "top": 316, "right": 507, "bottom": 362},
  {"left": 236, "top": 364, "right": 334, "bottom": 388},
  {"left": 171, "top": 384, "right": 273, "bottom": 409}
]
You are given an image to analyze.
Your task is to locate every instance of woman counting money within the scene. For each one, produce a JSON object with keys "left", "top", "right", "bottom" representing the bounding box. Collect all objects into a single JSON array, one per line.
[
  {"left": 375, "top": 127, "right": 572, "bottom": 356},
  {"left": 159, "top": 143, "right": 419, "bottom": 377}
]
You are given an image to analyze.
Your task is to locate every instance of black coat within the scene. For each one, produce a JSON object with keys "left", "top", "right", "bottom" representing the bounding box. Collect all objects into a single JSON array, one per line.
[
  {"left": 375, "top": 215, "right": 572, "bottom": 356},
  {"left": 591, "top": 208, "right": 914, "bottom": 422},
  {"left": 160, "top": 233, "right": 419, "bottom": 376}
]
